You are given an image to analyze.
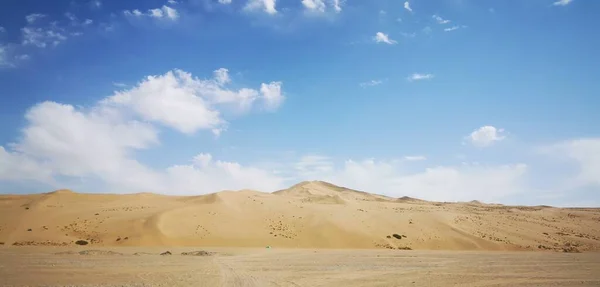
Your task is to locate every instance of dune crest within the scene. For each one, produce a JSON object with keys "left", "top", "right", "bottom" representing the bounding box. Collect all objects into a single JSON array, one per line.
[{"left": 1, "top": 181, "right": 599, "bottom": 252}]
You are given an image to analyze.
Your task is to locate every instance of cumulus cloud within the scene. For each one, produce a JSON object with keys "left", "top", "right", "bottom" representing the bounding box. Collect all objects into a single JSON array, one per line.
[
  {"left": 465, "top": 126, "right": 506, "bottom": 147},
  {"left": 0, "top": 69, "right": 286, "bottom": 194},
  {"left": 104, "top": 69, "right": 282, "bottom": 133},
  {"left": 165, "top": 153, "right": 286, "bottom": 193},
  {"left": 374, "top": 32, "right": 397, "bottom": 45},
  {"left": 553, "top": 0, "right": 574, "bottom": 6},
  {"left": 291, "top": 157, "right": 528, "bottom": 202},
  {"left": 260, "top": 82, "right": 285, "bottom": 111},
  {"left": 302, "top": 0, "right": 326, "bottom": 12},
  {"left": 407, "top": 73, "right": 434, "bottom": 81},
  {"left": 245, "top": 0, "right": 278, "bottom": 15},
  {"left": 213, "top": 68, "right": 231, "bottom": 85},
  {"left": 539, "top": 138, "right": 600, "bottom": 187},
  {"left": 404, "top": 1, "right": 413, "bottom": 12},
  {"left": 125, "top": 5, "right": 179, "bottom": 21}
]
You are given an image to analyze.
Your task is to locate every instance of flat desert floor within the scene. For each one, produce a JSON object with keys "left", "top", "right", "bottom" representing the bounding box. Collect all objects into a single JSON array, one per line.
[{"left": 1, "top": 247, "right": 599, "bottom": 286}]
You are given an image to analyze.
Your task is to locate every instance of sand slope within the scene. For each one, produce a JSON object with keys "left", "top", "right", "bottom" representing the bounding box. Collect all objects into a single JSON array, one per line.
[{"left": 1, "top": 181, "right": 599, "bottom": 252}]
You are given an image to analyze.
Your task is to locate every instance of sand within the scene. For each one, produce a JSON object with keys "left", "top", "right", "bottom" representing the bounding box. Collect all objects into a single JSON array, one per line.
[
  {"left": 2, "top": 181, "right": 600, "bottom": 286},
  {"left": 1, "top": 247, "right": 599, "bottom": 286},
  {"left": 1, "top": 181, "right": 600, "bottom": 252}
]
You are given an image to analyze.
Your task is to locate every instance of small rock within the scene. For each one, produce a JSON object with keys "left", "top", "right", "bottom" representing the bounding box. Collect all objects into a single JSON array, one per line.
[
  {"left": 75, "top": 240, "right": 89, "bottom": 245},
  {"left": 160, "top": 251, "right": 172, "bottom": 256}
]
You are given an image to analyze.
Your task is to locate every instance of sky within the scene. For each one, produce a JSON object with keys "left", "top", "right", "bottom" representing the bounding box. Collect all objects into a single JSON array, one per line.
[{"left": 0, "top": 0, "right": 598, "bottom": 207}]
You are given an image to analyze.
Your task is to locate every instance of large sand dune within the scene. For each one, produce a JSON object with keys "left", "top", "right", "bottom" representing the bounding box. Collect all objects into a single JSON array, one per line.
[{"left": 1, "top": 181, "right": 599, "bottom": 252}]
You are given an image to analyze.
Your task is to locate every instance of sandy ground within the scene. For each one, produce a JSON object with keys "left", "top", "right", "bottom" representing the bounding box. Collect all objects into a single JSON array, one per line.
[
  {"left": 2, "top": 181, "right": 600, "bottom": 286},
  {"left": 1, "top": 247, "right": 599, "bottom": 286},
  {"left": 1, "top": 181, "right": 599, "bottom": 252}
]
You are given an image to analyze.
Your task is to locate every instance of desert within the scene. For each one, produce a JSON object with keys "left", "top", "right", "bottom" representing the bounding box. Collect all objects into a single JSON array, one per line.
[{"left": 1, "top": 181, "right": 600, "bottom": 286}]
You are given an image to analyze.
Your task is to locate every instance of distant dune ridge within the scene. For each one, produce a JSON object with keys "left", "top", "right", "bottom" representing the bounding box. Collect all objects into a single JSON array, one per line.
[{"left": 1, "top": 181, "right": 599, "bottom": 252}]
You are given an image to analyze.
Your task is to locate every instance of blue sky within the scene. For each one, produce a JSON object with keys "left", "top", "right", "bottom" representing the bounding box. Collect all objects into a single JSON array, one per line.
[{"left": 0, "top": 0, "right": 598, "bottom": 206}]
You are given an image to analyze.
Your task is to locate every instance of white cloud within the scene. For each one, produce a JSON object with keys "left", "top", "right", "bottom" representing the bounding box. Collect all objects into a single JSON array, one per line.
[
  {"left": 125, "top": 5, "right": 179, "bottom": 21},
  {"left": 359, "top": 79, "right": 383, "bottom": 88},
  {"left": 26, "top": 13, "right": 46, "bottom": 24},
  {"left": 104, "top": 70, "right": 222, "bottom": 134},
  {"left": 151, "top": 6, "right": 179, "bottom": 20},
  {"left": 166, "top": 154, "right": 285, "bottom": 194},
  {"left": 260, "top": 81, "right": 284, "bottom": 111},
  {"left": 0, "top": 46, "right": 7, "bottom": 67},
  {"left": 168, "top": 0, "right": 179, "bottom": 4},
  {"left": 539, "top": 138, "right": 600, "bottom": 187},
  {"left": 465, "top": 126, "right": 506, "bottom": 147},
  {"left": 404, "top": 155, "right": 427, "bottom": 161},
  {"left": 90, "top": 0, "right": 102, "bottom": 8},
  {"left": 213, "top": 68, "right": 231, "bottom": 85},
  {"left": 553, "top": 0, "right": 574, "bottom": 6},
  {"left": 0, "top": 69, "right": 287, "bottom": 194},
  {"left": 374, "top": 32, "right": 397, "bottom": 45},
  {"left": 245, "top": 0, "right": 278, "bottom": 14},
  {"left": 16, "top": 54, "right": 31, "bottom": 61},
  {"left": 0, "top": 103, "right": 285, "bottom": 193},
  {"left": 302, "top": 0, "right": 326, "bottom": 12},
  {"left": 113, "top": 82, "right": 127, "bottom": 88},
  {"left": 407, "top": 73, "right": 434, "bottom": 81},
  {"left": 404, "top": 1, "right": 413, "bottom": 12},
  {"left": 21, "top": 27, "right": 68, "bottom": 48},
  {"left": 293, "top": 157, "right": 528, "bottom": 202},
  {"left": 103, "top": 69, "right": 283, "bottom": 134},
  {"left": 0, "top": 26, "right": 6, "bottom": 33},
  {"left": 432, "top": 14, "right": 450, "bottom": 24},
  {"left": 332, "top": 0, "right": 342, "bottom": 12},
  {"left": 444, "top": 25, "right": 467, "bottom": 32}
]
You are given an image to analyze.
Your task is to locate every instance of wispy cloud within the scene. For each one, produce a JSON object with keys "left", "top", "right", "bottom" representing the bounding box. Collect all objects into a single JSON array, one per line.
[
  {"left": 404, "top": 1, "right": 413, "bottom": 12},
  {"left": 432, "top": 14, "right": 450, "bottom": 24},
  {"left": 407, "top": 73, "right": 434, "bottom": 82},
  {"left": 124, "top": 5, "right": 179, "bottom": 21},
  {"left": 90, "top": 0, "right": 102, "bottom": 8},
  {"left": 444, "top": 25, "right": 466, "bottom": 32},
  {"left": 113, "top": 82, "right": 128, "bottom": 88},
  {"left": 21, "top": 27, "right": 68, "bottom": 48},
  {"left": 553, "top": 0, "right": 574, "bottom": 6},
  {"left": 404, "top": 155, "right": 427, "bottom": 161},
  {"left": 0, "top": 27, "right": 5, "bottom": 33},
  {"left": 374, "top": 32, "right": 397, "bottom": 45},
  {"left": 26, "top": 13, "right": 46, "bottom": 24},
  {"left": 359, "top": 79, "right": 384, "bottom": 88}
]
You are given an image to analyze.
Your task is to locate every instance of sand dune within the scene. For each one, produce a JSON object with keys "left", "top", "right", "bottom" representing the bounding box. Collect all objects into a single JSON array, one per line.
[{"left": 1, "top": 181, "right": 599, "bottom": 252}]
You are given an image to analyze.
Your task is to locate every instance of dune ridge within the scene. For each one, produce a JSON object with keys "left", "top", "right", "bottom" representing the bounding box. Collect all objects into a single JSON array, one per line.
[{"left": 1, "top": 181, "right": 599, "bottom": 252}]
